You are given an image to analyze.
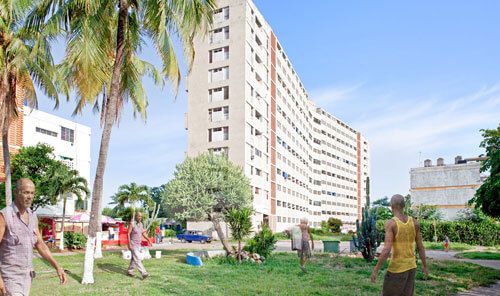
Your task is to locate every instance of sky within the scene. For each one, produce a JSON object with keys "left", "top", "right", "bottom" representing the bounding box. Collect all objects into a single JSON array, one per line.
[{"left": 34, "top": 0, "right": 500, "bottom": 208}]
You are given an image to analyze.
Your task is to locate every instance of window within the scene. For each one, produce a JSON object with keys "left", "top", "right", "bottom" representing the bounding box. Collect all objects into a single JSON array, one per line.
[
  {"left": 36, "top": 127, "right": 57, "bottom": 137},
  {"left": 75, "top": 198, "right": 88, "bottom": 211},
  {"left": 255, "top": 168, "right": 262, "bottom": 176},
  {"left": 210, "top": 26, "right": 229, "bottom": 44},
  {"left": 208, "top": 127, "right": 229, "bottom": 142},
  {"left": 209, "top": 66, "right": 229, "bottom": 82},
  {"left": 213, "top": 7, "right": 229, "bottom": 22},
  {"left": 210, "top": 147, "right": 228, "bottom": 156},
  {"left": 61, "top": 127, "right": 74, "bottom": 143},
  {"left": 209, "top": 86, "right": 229, "bottom": 102},
  {"left": 254, "top": 148, "right": 262, "bottom": 157},
  {"left": 209, "top": 46, "right": 229, "bottom": 63},
  {"left": 209, "top": 106, "right": 229, "bottom": 122}
]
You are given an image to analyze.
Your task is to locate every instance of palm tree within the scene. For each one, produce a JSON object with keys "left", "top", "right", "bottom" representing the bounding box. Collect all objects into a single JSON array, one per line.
[
  {"left": 111, "top": 182, "right": 150, "bottom": 220},
  {"left": 29, "top": 0, "right": 215, "bottom": 284},
  {"left": 0, "top": 0, "right": 62, "bottom": 205},
  {"left": 49, "top": 164, "right": 90, "bottom": 250}
]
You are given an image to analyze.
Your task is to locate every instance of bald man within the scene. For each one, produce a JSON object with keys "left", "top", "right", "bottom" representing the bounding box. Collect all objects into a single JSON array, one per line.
[
  {"left": 0, "top": 178, "right": 66, "bottom": 296},
  {"left": 370, "top": 194, "right": 428, "bottom": 296}
]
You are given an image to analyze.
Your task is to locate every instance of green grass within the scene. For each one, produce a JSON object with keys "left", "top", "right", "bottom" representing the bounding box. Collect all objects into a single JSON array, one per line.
[
  {"left": 424, "top": 241, "right": 475, "bottom": 251},
  {"left": 455, "top": 252, "right": 500, "bottom": 260},
  {"left": 30, "top": 251, "right": 500, "bottom": 296}
]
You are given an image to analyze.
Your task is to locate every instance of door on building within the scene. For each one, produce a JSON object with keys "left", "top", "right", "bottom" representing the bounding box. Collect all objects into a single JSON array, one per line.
[{"left": 263, "top": 214, "right": 269, "bottom": 227}]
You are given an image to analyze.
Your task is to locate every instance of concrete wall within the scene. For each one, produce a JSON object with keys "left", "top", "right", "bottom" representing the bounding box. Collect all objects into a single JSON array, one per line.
[{"left": 410, "top": 162, "right": 481, "bottom": 221}]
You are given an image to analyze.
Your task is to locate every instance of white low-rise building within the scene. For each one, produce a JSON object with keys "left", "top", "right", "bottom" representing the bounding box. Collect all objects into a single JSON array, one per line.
[
  {"left": 23, "top": 106, "right": 91, "bottom": 218},
  {"left": 410, "top": 156, "right": 484, "bottom": 220}
]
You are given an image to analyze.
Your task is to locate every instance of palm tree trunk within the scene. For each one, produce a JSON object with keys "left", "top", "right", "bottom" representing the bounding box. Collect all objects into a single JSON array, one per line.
[
  {"left": 82, "top": 0, "right": 129, "bottom": 285},
  {"left": 59, "top": 195, "right": 67, "bottom": 250},
  {"left": 208, "top": 212, "right": 231, "bottom": 254},
  {"left": 2, "top": 119, "right": 12, "bottom": 207}
]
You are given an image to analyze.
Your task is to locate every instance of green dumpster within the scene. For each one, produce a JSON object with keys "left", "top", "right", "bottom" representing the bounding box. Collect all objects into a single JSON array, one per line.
[{"left": 323, "top": 240, "right": 340, "bottom": 253}]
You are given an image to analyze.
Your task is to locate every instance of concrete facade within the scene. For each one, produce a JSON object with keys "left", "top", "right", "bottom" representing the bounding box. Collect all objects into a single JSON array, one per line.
[
  {"left": 186, "top": 0, "right": 370, "bottom": 232},
  {"left": 410, "top": 158, "right": 482, "bottom": 220},
  {"left": 23, "top": 106, "right": 91, "bottom": 217}
]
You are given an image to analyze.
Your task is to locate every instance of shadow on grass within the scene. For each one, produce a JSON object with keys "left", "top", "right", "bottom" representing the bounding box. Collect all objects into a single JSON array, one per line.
[
  {"left": 65, "top": 270, "right": 82, "bottom": 283},
  {"left": 97, "top": 263, "right": 129, "bottom": 275}
]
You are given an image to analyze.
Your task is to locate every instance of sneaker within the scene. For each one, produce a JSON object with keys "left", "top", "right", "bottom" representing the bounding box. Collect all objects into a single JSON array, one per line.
[
  {"left": 301, "top": 266, "right": 307, "bottom": 273},
  {"left": 126, "top": 273, "right": 135, "bottom": 278},
  {"left": 142, "top": 273, "right": 149, "bottom": 280}
]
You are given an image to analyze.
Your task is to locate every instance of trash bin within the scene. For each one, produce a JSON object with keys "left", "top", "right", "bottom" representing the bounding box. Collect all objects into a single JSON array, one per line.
[
  {"left": 323, "top": 240, "right": 340, "bottom": 253},
  {"left": 350, "top": 238, "right": 358, "bottom": 252}
]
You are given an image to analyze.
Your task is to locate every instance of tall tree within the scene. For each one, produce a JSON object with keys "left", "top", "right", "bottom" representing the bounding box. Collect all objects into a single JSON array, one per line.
[
  {"left": 165, "top": 153, "right": 253, "bottom": 254},
  {"left": 150, "top": 184, "right": 169, "bottom": 218},
  {"left": 469, "top": 125, "right": 500, "bottom": 218},
  {"left": 0, "top": 0, "right": 61, "bottom": 206},
  {"left": 28, "top": 0, "right": 215, "bottom": 284},
  {"left": 1, "top": 143, "right": 61, "bottom": 210},
  {"left": 49, "top": 164, "right": 90, "bottom": 250},
  {"left": 111, "top": 182, "right": 150, "bottom": 219}
]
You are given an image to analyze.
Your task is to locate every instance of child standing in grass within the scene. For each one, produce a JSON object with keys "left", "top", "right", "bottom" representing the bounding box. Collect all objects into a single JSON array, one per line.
[{"left": 444, "top": 235, "right": 449, "bottom": 252}]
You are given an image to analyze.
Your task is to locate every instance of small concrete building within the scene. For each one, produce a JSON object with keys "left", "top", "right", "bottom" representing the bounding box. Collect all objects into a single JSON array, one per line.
[{"left": 410, "top": 156, "right": 484, "bottom": 220}]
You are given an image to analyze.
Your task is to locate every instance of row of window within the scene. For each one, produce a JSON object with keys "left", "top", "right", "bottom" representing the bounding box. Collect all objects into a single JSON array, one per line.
[
  {"left": 36, "top": 126, "right": 74, "bottom": 143},
  {"left": 276, "top": 200, "right": 307, "bottom": 212}
]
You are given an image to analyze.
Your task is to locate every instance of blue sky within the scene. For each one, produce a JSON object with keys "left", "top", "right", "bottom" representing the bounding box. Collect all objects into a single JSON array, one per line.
[{"left": 34, "top": 1, "right": 500, "bottom": 207}]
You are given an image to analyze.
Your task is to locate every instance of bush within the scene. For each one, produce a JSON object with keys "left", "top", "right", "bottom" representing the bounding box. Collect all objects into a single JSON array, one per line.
[
  {"left": 376, "top": 220, "right": 500, "bottom": 246},
  {"left": 243, "top": 223, "right": 277, "bottom": 258},
  {"left": 148, "top": 220, "right": 159, "bottom": 238},
  {"left": 64, "top": 232, "right": 87, "bottom": 249},
  {"left": 419, "top": 221, "right": 500, "bottom": 246},
  {"left": 327, "top": 218, "right": 343, "bottom": 233},
  {"left": 164, "top": 229, "right": 177, "bottom": 238}
]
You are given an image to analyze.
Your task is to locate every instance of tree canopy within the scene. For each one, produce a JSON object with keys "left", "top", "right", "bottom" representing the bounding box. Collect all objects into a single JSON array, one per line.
[
  {"left": 469, "top": 124, "right": 500, "bottom": 218},
  {"left": 165, "top": 153, "right": 253, "bottom": 221},
  {"left": 1, "top": 143, "right": 64, "bottom": 210},
  {"left": 164, "top": 153, "right": 253, "bottom": 252}
]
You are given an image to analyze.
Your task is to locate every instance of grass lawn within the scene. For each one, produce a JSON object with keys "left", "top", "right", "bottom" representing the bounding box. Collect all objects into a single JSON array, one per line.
[
  {"left": 30, "top": 251, "right": 500, "bottom": 296},
  {"left": 423, "top": 241, "right": 475, "bottom": 251},
  {"left": 455, "top": 252, "right": 500, "bottom": 260}
]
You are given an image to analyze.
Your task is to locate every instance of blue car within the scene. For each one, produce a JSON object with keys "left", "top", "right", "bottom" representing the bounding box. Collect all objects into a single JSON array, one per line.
[{"left": 177, "top": 230, "right": 212, "bottom": 244}]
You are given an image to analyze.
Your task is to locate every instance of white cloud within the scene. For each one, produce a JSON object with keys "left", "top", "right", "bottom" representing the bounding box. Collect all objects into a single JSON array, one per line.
[
  {"left": 317, "top": 83, "right": 500, "bottom": 202},
  {"left": 310, "top": 83, "right": 364, "bottom": 106}
]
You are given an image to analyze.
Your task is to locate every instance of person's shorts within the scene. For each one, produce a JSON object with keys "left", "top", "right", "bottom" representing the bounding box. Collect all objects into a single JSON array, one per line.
[
  {"left": 383, "top": 268, "right": 417, "bottom": 296},
  {"left": 444, "top": 243, "right": 449, "bottom": 248}
]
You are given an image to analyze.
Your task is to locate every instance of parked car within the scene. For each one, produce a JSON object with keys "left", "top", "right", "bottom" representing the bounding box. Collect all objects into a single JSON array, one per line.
[{"left": 177, "top": 230, "right": 212, "bottom": 244}]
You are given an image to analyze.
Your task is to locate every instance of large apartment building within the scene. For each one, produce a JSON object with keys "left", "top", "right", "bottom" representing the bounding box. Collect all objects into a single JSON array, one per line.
[{"left": 186, "top": 0, "right": 370, "bottom": 232}]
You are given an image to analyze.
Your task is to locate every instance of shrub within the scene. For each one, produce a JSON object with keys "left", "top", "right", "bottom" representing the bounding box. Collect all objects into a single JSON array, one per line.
[
  {"left": 64, "top": 232, "right": 87, "bottom": 249},
  {"left": 419, "top": 221, "right": 500, "bottom": 246},
  {"left": 243, "top": 223, "right": 277, "bottom": 258},
  {"left": 327, "top": 217, "right": 343, "bottom": 233},
  {"left": 164, "top": 229, "right": 177, "bottom": 238},
  {"left": 376, "top": 220, "right": 500, "bottom": 246},
  {"left": 148, "top": 220, "right": 159, "bottom": 238}
]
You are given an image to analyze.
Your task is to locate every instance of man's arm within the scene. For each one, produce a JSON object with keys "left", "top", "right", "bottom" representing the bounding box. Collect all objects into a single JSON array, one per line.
[
  {"left": 414, "top": 218, "right": 429, "bottom": 279},
  {"left": 371, "top": 220, "right": 395, "bottom": 283},
  {"left": 127, "top": 224, "right": 133, "bottom": 251},
  {"left": 34, "top": 225, "right": 66, "bottom": 284},
  {"left": 0, "top": 214, "right": 6, "bottom": 296},
  {"left": 142, "top": 230, "right": 152, "bottom": 246},
  {"left": 308, "top": 226, "right": 314, "bottom": 250}
]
